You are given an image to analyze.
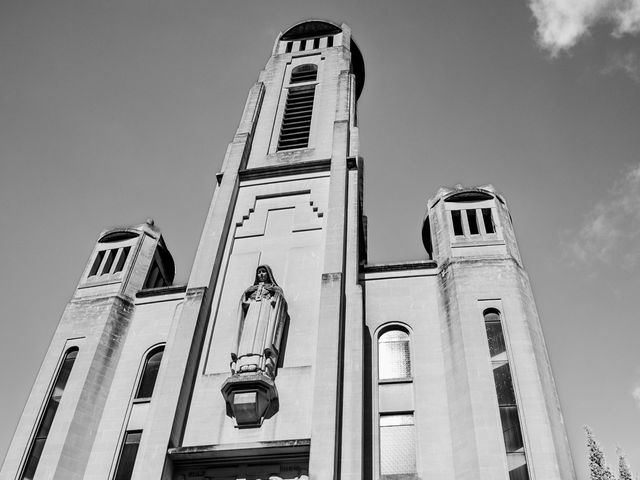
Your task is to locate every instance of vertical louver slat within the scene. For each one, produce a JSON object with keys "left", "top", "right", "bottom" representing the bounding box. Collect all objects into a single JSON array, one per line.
[{"left": 278, "top": 86, "right": 315, "bottom": 150}]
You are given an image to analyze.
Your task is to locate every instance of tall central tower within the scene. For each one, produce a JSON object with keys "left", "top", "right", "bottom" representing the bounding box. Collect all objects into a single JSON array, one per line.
[
  {"left": 2, "top": 20, "right": 575, "bottom": 480},
  {"left": 150, "top": 19, "right": 366, "bottom": 480}
]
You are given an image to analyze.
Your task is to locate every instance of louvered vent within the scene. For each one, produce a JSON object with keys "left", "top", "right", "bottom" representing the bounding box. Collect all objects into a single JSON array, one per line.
[{"left": 278, "top": 65, "right": 318, "bottom": 151}]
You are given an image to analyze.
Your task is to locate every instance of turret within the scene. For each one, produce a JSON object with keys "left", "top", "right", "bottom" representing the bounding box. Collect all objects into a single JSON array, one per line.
[{"left": 422, "top": 184, "right": 522, "bottom": 265}]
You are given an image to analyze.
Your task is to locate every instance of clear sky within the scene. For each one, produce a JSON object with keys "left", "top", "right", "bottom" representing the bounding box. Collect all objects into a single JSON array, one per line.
[{"left": 1, "top": 1, "right": 639, "bottom": 478}]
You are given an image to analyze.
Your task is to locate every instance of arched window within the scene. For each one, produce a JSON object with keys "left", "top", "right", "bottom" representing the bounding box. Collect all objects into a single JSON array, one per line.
[
  {"left": 278, "top": 64, "right": 317, "bottom": 151},
  {"left": 378, "top": 328, "right": 411, "bottom": 380},
  {"left": 135, "top": 347, "right": 164, "bottom": 400},
  {"left": 376, "top": 326, "right": 416, "bottom": 478},
  {"left": 21, "top": 347, "right": 78, "bottom": 480},
  {"left": 113, "top": 347, "right": 164, "bottom": 480},
  {"left": 290, "top": 64, "right": 317, "bottom": 83},
  {"left": 483, "top": 309, "right": 529, "bottom": 480}
]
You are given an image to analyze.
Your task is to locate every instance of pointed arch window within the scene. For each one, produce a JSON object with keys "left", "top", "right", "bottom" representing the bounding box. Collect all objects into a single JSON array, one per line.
[
  {"left": 134, "top": 346, "right": 164, "bottom": 400},
  {"left": 21, "top": 348, "right": 78, "bottom": 480}
]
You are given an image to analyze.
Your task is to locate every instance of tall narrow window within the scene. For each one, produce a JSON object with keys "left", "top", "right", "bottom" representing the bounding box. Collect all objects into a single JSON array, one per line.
[
  {"left": 467, "top": 209, "right": 479, "bottom": 235},
  {"left": 484, "top": 309, "right": 529, "bottom": 480},
  {"left": 102, "top": 249, "right": 117, "bottom": 275},
  {"left": 313, "top": 37, "right": 320, "bottom": 49},
  {"left": 451, "top": 210, "right": 464, "bottom": 236},
  {"left": 21, "top": 348, "right": 78, "bottom": 480},
  {"left": 379, "top": 414, "right": 417, "bottom": 478},
  {"left": 285, "top": 41, "right": 293, "bottom": 53},
  {"left": 482, "top": 208, "right": 495, "bottom": 234},
  {"left": 327, "top": 35, "right": 334, "bottom": 47},
  {"left": 135, "top": 347, "right": 164, "bottom": 400},
  {"left": 89, "top": 250, "right": 105, "bottom": 277},
  {"left": 278, "top": 65, "right": 317, "bottom": 151},
  {"left": 377, "top": 327, "right": 416, "bottom": 479},
  {"left": 114, "top": 246, "right": 131, "bottom": 273},
  {"left": 113, "top": 431, "right": 142, "bottom": 480},
  {"left": 378, "top": 329, "right": 411, "bottom": 380}
]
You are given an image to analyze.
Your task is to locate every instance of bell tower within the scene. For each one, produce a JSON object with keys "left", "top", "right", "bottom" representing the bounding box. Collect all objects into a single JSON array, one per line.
[{"left": 128, "top": 20, "right": 366, "bottom": 480}]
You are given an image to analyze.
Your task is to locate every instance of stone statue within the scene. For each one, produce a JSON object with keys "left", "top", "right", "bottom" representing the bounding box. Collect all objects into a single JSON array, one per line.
[{"left": 231, "top": 265, "right": 288, "bottom": 379}]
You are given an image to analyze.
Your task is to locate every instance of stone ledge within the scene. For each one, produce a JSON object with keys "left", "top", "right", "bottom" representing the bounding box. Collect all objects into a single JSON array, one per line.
[
  {"left": 168, "top": 438, "right": 311, "bottom": 464},
  {"left": 363, "top": 260, "right": 437, "bottom": 273},
  {"left": 136, "top": 284, "right": 187, "bottom": 298}
]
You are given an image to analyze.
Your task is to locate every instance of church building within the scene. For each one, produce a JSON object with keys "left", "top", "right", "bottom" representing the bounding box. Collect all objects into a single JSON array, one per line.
[{"left": 1, "top": 20, "right": 576, "bottom": 480}]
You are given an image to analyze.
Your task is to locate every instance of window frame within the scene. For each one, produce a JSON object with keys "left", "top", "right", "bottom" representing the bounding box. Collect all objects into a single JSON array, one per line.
[
  {"left": 481, "top": 306, "right": 531, "bottom": 479},
  {"left": 133, "top": 345, "right": 165, "bottom": 402},
  {"left": 20, "top": 347, "right": 79, "bottom": 480},
  {"left": 377, "top": 326, "right": 413, "bottom": 383},
  {"left": 373, "top": 323, "right": 418, "bottom": 480},
  {"left": 270, "top": 59, "right": 321, "bottom": 154},
  {"left": 112, "top": 430, "right": 143, "bottom": 480},
  {"left": 444, "top": 197, "right": 503, "bottom": 245}
]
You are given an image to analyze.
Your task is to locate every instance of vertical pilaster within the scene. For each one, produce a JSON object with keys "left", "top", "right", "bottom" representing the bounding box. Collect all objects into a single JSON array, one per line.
[
  {"left": 308, "top": 69, "right": 352, "bottom": 480},
  {"left": 340, "top": 167, "right": 364, "bottom": 480},
  {"left": 130, "top": 83, "right": 265, "bottom": 480}
]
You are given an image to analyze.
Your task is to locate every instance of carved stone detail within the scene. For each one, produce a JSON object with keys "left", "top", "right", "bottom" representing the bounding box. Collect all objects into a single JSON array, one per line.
[{"left": 221, "top": 265, "right": 289, "bottom": 427}]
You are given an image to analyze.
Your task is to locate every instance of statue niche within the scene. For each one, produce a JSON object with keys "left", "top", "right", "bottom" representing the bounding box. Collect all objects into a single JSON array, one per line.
[{"left": 221, "top": 265, "right": 289, "bottom": 428}]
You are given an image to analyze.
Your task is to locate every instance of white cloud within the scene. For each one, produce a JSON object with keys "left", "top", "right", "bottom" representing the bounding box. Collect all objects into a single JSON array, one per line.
[
  {"left": 529, "top": 0, "right": 640, "bottom": 56},
  {"left": 632, "top": 385, "right": 640, "bottom": 407},
  {"left": 565, "top": 163, "right": 640, "bottom": 266},
  {"left": 602, "top": 50, "right": 640, "bottom": 82}
]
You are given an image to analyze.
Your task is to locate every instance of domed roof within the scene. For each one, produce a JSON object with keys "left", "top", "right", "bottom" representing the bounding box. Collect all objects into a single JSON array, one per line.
[{"left": 281, "top": 20, "right": 365, "bottom": 99}]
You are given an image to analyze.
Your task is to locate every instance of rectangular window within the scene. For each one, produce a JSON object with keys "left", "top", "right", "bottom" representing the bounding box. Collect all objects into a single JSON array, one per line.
[
  {"left": 21, "top": 349, "right": 78, "bottom": 480},
  {"left": 114, "top": 246, "right": 131, "bottom": 273},
  {"left": 484, "top": 312, "right": 529, "bottom": 480},
  {"left": 327, "top": 35, "right": 334, "bottom": 47},
  {"left": 467, "top": 209, "right": 479, "bottom": 235},
  {"left": 285, "top": 41, "right": 293, "bottom": 53},
  {"left": 485, "top": 321, "right": 506, "bottom": 357},
  {"left": 380, "top": 414, "right": 416, "bottom": 477},
  {"left": 500, "top": 405, "right": 524, "bottom": 452},
  {"left": 89, "top": 250, "right": 105, "bottom": 277},
  {"left": 102, "top": 249, "right": 117, "bottom": 275},
  {"left": 451, "top": 210, "right": 464, "bottom": 236},
  {"left": 482, "top": 208, "right": 495, "bottom": 234},
  {"left": 277, "top": 86, "right": 315, "bottom": 150},
  {"left": 313, "top": 37, "right": 320, "bottom": 49},
  {"left": 299, "top": 39, "right": 306, "bottom": 51},
  {"left": 114, "top": 431, "right": 142, "bottom": 480}
]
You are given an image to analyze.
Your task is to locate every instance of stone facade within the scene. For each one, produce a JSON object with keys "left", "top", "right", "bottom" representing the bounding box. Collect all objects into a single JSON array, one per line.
[{"left": 1, "top": 20, "right": 574, "bottom": 480}]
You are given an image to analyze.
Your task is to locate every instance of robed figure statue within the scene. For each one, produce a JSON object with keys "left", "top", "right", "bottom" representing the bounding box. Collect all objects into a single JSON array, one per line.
[{"left": 231, "top": 265, "right": 288, "bottom": 379}]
